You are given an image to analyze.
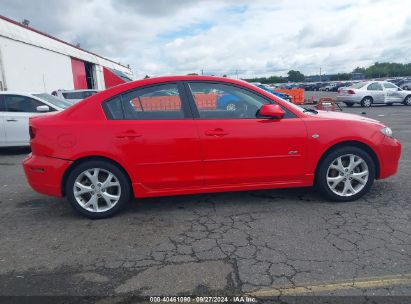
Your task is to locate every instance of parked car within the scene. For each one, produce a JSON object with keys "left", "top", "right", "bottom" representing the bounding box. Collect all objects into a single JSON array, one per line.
[
  {"left": 23, "top": 76, "right": 401, "bottom": 218},
  {"left": 254, "top": 84, "right": 292, "bottom": 102},
  {"left": 304, "top": 83, "right": 324, "bottom": 91},
  {"left": 400, "top": 81, "right": 411, "bottom": 90},
  {"left": 337, "top": 81, "right": 411, "bottom": 107},
  {"left": 0, "top": 92, "right": 71, "bottom": 147},
  {"left": 319, "top": 83, "right": 340, "bottom": 91},
  {"left": 52, "top": 89, "right": 99, "bottom": 103}
]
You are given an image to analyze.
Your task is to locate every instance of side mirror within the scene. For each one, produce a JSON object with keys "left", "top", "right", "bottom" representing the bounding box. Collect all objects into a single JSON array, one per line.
[
  {"left": 258, "top": 104, "right": 285, "bottom": 119},
  {"left": 36, "top": 105, "right": 50, "bottom": 112},
  {"left": 398, "top": 87, "right": 402, "bottom": 91}
]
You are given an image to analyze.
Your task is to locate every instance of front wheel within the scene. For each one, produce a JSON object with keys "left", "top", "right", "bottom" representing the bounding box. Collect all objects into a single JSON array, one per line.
[
  {"left": 403, "top": 95, "right": 411, "bottom": 106},
  {"left": 316, "top": 147, "right": 375, "bottom": 202},
  {"left": 66, "top": 160, "right": 131, "bottom": 219}
]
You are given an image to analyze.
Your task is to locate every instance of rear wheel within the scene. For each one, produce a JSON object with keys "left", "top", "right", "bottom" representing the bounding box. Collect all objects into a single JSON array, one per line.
[
  {"left": 66, "top": 160, "right": 131, "bottom": 219},
  {"left": 316, "top": 147, "right": 375, "bottom": 202},
  {"left": 360, "top": 97, "right": 373, "bottom": 107},
  {"left": 403, "top": 95, "right": 411, "bottom": 106},
  {"left": 387, "top": 103, "right": 393, "bottom": 106},
  {"left": 344, "top": 102, "right": 354, "bottom": 107}
]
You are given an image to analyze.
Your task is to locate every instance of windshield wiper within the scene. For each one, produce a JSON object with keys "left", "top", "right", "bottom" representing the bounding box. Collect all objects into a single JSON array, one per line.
[{"left": 303, "top": 108, "right": 318, "bottom": 114}]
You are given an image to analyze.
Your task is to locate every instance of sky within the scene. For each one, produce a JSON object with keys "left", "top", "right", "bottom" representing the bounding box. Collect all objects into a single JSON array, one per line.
[{"left": 1, "top": 0, "right": 411, "bottom": 79}]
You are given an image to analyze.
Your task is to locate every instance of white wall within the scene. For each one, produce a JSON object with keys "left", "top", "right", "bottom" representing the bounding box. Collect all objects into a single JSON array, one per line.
[
  {"left": 0, "top": 36, "right": 75, "bottom": 93},
  {"left": 0, "top": 18, "right": 133, "bottom": 79}
]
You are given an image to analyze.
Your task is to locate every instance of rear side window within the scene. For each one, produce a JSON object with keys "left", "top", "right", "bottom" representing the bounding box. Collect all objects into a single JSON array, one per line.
[
  {"left": 121, "top": 83, "right": 185, "bottom": 120},
  {"left": 104, "top": 97, "right": 124, "bottom": 119},
  {"left": 367, "top": 83, "right": 383, "bottom": 91}
]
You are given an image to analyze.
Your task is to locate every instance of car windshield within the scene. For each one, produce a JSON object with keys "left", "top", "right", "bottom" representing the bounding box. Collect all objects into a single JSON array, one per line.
[
  {"left": 33, "top": 93, "right": 72, "bottom": 109},
  {"left": 350, "top": 82, "right": 367, "bottom": 89}
]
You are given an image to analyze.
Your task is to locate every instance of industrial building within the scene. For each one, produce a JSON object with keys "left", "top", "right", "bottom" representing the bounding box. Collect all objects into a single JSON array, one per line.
[{"left": 0, "top": 15, "right": 133, "bottom": 93}]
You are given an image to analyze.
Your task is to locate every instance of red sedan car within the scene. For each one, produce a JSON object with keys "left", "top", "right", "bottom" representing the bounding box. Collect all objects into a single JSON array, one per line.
[{"left": 23, "top": 76, "right": 401, "bottom": 218}]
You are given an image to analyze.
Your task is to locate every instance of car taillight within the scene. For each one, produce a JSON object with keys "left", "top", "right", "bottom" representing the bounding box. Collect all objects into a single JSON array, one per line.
[
  {"left": 347, "top": 90, "right": 355, "bottom": 94},
  {"left": 29, "top": 126, "right": 36, "bottom": 139}
]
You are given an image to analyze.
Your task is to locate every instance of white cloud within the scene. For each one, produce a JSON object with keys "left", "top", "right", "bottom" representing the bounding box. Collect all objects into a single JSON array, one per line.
[{"left": 1, "top": 0, "right": 410, "bottom": 78}]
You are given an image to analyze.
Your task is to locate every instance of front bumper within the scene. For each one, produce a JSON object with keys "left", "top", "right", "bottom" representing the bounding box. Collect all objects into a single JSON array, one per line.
[
  {"left": 376, "top": 137, "right": 401, "bottom": 179},
  {"left": 23, "top": 154, "right": 73, "bottom": 197}
]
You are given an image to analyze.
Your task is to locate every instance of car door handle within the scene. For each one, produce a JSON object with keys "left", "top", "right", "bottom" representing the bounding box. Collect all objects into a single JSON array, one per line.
[
  {"left": 6, "top": 119, "right": 18, "bottom": 122},
  {"left": 205, "top": 128, "right": 229, "bottom": 136},
  {"left": 116, "top": 131, "right": 142, "bottom": 139}
]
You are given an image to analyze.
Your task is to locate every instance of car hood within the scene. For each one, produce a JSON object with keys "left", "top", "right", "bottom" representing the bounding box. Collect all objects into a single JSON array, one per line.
[{"left": 313, "top": 110, "right": 383, "bottom": 125}]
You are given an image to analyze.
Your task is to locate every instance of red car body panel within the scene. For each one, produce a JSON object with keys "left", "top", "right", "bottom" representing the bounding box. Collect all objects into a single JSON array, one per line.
[{"left": 22, "top": 76, "right": 401, "bottom": 199}]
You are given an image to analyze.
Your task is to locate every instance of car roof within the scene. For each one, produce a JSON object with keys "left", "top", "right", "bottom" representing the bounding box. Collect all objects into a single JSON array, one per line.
[
  {"left": 0, "top": 91, "right": 40, "bottom": 96},
  {"left": 56, "top": 89, "right": 99, "bottom": 93}
]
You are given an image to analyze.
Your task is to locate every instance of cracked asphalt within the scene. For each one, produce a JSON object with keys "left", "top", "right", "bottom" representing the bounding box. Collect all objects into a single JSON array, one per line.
[{"left": 0, "top": 104, "right": 410, "bottom": 302}]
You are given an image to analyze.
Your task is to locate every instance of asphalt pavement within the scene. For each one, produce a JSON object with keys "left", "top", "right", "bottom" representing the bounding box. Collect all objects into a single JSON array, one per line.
[{"left": 0, "top": 104, "right": 410, "bottom": 303}]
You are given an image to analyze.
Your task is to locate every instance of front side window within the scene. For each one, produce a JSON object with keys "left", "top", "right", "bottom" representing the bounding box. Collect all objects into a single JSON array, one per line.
[
  {"left": 121, "top": 83, "right": 185, "bottom": 120},
  {"left": 383, "top": 82, "right": 397, "bottom": 89},
  {"left": 367, "top": 83, "right": 383, "bottom": 91},
  {"left": 4, "top": 95, "right": 45, "bottom": 113},
  {"left": 188, "top": 82, "right": 295, "bottom": 119}
]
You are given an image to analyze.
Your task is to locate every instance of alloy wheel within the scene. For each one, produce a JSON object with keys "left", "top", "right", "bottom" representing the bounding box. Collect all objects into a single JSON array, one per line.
[
  {"left": 405, "top": 96, "right": 411, "bottom": 106},
  {"left": 226, "top": 103, "right": 237, "bottom": 111},
  {"left": 326, "top": 154, "right": 369, "bottom": 197},
  {"left": 73, "top": 168, "right": 121, "bottom": 212}
]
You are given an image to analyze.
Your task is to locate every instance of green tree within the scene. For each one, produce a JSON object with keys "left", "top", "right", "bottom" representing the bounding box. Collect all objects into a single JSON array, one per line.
[{"left": 287, "top": 70, "right": 305, "bottom": 82}]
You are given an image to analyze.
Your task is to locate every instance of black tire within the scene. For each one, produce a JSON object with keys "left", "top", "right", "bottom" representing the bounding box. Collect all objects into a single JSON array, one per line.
[
  {"left": 65, "top": 160, "right": 131, "bottom": 219},
  {"left": 344, "top": 102, "right": 354, "bottom": 107},
  {"left": 316, "top": 146, "right": 375, "bottom": 202},
  {"left": 403, "top": 95, "right": 411, "bottom": 106},
  {"left": 387, "top": 103, "right": 393, "bottom": 106},
  {"left": 360, "top": 97, "right": 373, "bottom": 107}
]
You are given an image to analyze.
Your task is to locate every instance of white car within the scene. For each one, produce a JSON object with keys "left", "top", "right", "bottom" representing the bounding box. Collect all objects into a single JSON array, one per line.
[
  {"left": 0, "top": 92, "right": 71, "bottom": 147},
  {"left": 337, "top": 81, "right": 411, "bottom": 107}
]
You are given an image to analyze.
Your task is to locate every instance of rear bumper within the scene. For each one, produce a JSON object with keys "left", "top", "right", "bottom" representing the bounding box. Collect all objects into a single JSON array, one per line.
[
  {"left": 377, "top": 137, "right": 401, "bottom": 179},
  {"left": 23, "top": 154, "right": 72, "bottom": 197},
  {"left": 336, "top": 95, "right": 359, "bottom": 103}
]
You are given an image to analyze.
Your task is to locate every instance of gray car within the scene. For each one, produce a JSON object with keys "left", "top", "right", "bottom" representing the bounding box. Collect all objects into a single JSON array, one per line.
[{"left": 337, "top": 81, "right": 411, "bottom": 107}]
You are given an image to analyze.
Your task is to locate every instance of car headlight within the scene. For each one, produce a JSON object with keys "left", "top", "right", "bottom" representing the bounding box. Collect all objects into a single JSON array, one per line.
[{"left": 380, "top": 127, "right": 393, "bottom": 138}]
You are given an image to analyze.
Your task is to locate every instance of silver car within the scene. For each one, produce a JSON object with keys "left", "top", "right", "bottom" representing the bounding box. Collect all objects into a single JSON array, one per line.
[
  {"left": 51, "top": 89, "right": 99, "bottom": 104},
  {"left": 337, "top": 81, "right": 411, "bottom": 107}
]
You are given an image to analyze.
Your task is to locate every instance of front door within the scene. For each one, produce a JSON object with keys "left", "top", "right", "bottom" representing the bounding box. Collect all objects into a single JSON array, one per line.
[
  {"left": 103, "top": 82, "right": 202, "bottom": 192},
  {"left": 383, "top": 82, "right": 403, "bottom": 103},
  {"left": 185, "top": 81, "right": 307, "bottom": 186},
  {"left": 366, "top": 82, "right": 385, "bottom": 103}
]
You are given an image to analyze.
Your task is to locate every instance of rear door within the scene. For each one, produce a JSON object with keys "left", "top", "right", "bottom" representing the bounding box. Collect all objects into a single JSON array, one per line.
[
  {"left": 3, "top": 95, "right": 48, "bottom": 145},
  {"left": 185, "top": 81, "right": 307, "bottom": 186},
  {"left": 383, "top": 82, "right": 403, "bottom": 103},
  {"left": 366, "top": 82, "right": 385, "bottom": 103},
  {"left": 103, "top": 82, "right": 202, "bottom": 192}
]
